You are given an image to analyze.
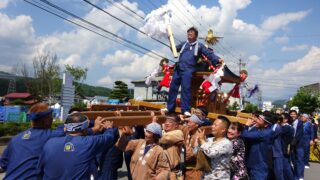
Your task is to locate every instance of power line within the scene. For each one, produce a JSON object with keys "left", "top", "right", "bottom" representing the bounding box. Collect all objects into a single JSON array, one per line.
[
  {"left": 26, "top": 0, "right": 171, "bottom": 62},
  {"left": 40, "top": 0, "right": 168, "bottom": 59},
  {"left": 107, "top": 0, "right": 184, "bottom": 43},
  {"left": 24, "top": 0, "right": 158, "bottom": 59},
  {"left": 83, "top": 0, "right": 170, "bottom": 48},
  {"left": 105, "top": 0, "right": 145, "bottom": 24}
]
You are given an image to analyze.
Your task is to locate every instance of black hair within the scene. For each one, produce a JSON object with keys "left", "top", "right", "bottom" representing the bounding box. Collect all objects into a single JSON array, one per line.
[
  {"left": 65, "top": 113, "right": 88, "bottom": 124},
  {"left": 217, "top": 115, "right": 231, "bottom": 129},
  {"left": 166, "top": 113, "right": 180, "bottom": 124},
  {"left": 196, "top": 105, "right": 208, "bottom": 116},
  {"left": 187, "top": 27, "right": 198, "bottom": 37},
  {"left": 68, "top": 107, "right": 82, "bottom": 114},
  {"left": 281, "top": 113, "right": 292, "bottom": 124},
  {"left": 289, "top": 110, "right": 298, "bottom": 115},
  {"left": 262, "top": 111, "right": 276, "bottom": 124},
  {"left": 230, "top": 121, "right": 244, "bottom": 133},
  {"left": 159, "top": 58, "right": 169, "bottom": 67},
  {"left": 275, "top": 114, "right": 283, "bottom": 123},
  {"left": 253, "top": 111, "right": 262, "bottom": 118}
]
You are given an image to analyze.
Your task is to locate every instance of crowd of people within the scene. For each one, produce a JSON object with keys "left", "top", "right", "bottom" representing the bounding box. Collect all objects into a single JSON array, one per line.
[
  {"left": 0, "top": 102, "right": 319, "bottom": 180},
  {"left": 0, "top": 27, "right": 319, "bottom": 180}
]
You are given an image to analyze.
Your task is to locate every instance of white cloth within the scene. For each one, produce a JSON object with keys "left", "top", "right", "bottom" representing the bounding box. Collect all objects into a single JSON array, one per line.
[
  {"left": 145, "top": 65, "right": 162, "bottom": 86},
  {"left": 143, "top": 6, "right": 172, "bottom": 39}
]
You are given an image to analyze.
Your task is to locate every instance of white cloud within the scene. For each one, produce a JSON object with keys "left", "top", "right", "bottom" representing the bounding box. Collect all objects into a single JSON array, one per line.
[
  {"left": 261, "top": 10, "right": 311, "bottom": 31},
  {"left": 274, "top": 36, "right": 289, "bottom": 44},
  {"left": 248, "top": 55, "right": 260, "bottom": 64},
  {"left": 97, "top": 75, "right": 113, "bottom": 86},
  {"left": 59, "top": 54, "right": 81, "bottom": 66},
  {"left": 217, "top": 0, "right": 251, "bottom": 31},
  {"left": 248, "top": 46, "right": 320, "bottom": 99},
  {"left": 98, "top": 50, "right": 161, "bottom": 87},
  {"left": 102, "top": 50, "right": 139, "bottom": 66},
  {"left": 0, "top": 0, "right": 13, "bottom": 9},
  {"left": 281, "top": 44, "right": 309, "bottom": 52},
  {"left": 0, "top": 13, "right": 37, "bottom": 68},
  {"left": 0, "top": 64, "right": 12, "bottom": 72}
]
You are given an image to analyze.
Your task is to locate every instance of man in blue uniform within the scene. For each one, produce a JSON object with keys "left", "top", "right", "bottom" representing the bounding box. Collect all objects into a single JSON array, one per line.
[
  {"left": 163, "top": 27, "right": 223, "bottom": 116},
  {"left": 290, "top": 110, "right": 304, "bottom": 180},
  {"left": 38, "top": 113, "right": 116, "bottom": 179},
  {"left": 301, "top": 114, "right": 314, "bottom": 169},
  {"left": 96, "top": 128, "right": 123, "bottom": 180},
  {"left": 0, "top": 103, "right": 65, "bottom": 180},
  {"left": 280, "top": 113, "right": 294, "bottom": 180},
  {"left": 271, "top": 114, "right": 285, "bottom": 180},
  {"left": 241, "top": 112, "right": 274, "bottom": 180}
]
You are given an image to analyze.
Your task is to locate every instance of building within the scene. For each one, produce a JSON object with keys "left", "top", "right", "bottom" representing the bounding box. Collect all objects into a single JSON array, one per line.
[
  {"left": 262, "top": 101, "right": 273, "bottom": 111},
  {"left": 4, "top": 92, "right": 37, "bottom": 105},
  {"left": 131, "top": 76, "right": 172, "bottom": 102}
]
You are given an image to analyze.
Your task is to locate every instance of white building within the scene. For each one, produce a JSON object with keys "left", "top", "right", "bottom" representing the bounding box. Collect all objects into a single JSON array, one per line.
[
  {"left": 131, "top": 77, "right": 174, "bottom": 102},
  {"left": 263, "top": 101, "right": 273, "bottom": 111},
  {"left": 90, "top": 96, "right": 109, "bottom": 104}
]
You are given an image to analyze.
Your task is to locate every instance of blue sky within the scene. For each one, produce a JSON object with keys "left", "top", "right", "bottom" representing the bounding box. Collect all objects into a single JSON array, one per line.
[{"left": 0, "top": 0, "right": 319, "bottom": 101}]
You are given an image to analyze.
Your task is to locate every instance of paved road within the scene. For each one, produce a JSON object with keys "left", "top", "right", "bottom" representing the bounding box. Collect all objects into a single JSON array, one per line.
[{"left": 0, "top": 145, "right": 319, "bottom": 179}]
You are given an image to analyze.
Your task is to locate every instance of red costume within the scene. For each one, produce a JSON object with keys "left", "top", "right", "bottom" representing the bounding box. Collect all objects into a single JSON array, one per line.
[{"left": 159, "top": 64, "right": 171, "bottom": 88}]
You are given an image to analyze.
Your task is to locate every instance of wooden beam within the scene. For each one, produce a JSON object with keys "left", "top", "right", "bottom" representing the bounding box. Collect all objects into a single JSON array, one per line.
[
  {"left": 129, "top": 100, "right": 182, "bottom": 113},
  {"left": 207, "top": 112, "right": 248, "bottom": 124},
  {"left": 237, "top": 112, "right": 252, "bottom": 119},
  {"left": 102, "top": 115, "right": 166, "bottom": 126},
  {"left": 89, "top": 104, "right": 140, "bottom": 111},
  {"left": 81, "top": 111, "right": 162, "bottom": 120}
]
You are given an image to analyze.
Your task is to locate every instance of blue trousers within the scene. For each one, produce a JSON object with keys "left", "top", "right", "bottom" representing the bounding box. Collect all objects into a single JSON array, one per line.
[
  {"left": 248, "top": 168, "right": 268, "bottom": 180},
  {"left": 291, "top": 148, "right": 304, "bottom": 180},
  {"left": 273, "top": 157, "right": 284, "bottom": 180},
  {"left": 303, "top": 144, "right": 310, "bottom": 166},
  {"left": 283, "top": 156, "right": 294, "bottom": 180},
  {"left": 167, "top": 69, "right": 193, "bottom": 113}
]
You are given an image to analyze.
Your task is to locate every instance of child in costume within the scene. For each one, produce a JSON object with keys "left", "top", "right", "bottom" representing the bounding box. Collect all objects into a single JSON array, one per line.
[
  {"left": 145, "top": 58, "right": 174, "bottom": 93},
  {"left": 158, "top": 58, "right": 174, "bottom": 92}
]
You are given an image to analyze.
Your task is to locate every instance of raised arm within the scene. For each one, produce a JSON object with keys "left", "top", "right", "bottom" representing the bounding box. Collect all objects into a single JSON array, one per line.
[
  {"left": 241, "top": 126, "right": 273, "bottom": 142},
  {"left": 199, "top": 43, "right": 221, "bottom": 65}
]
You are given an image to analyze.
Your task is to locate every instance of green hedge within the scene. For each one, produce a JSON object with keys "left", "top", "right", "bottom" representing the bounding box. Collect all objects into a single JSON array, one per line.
[{"left": 0, "top": 122, "right": 64, "bottom": 137}]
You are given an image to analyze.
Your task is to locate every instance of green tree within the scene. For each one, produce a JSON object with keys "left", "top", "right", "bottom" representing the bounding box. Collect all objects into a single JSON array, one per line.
[
  {"left": 10, "top": 99, "right": 25, "bottom": 105},
  {"left": 65, "top": 65, "right": 88, "bottom": 96},
  {"left": 109, "top": 81, "right": 130, "bottom": 101},
  {"left": 71, "top": 102, "right": 88, "bottom": 111},
  {"left": 288, "top": 88, "right": 320, "bottom": 114},
  {"left": 228, "top": 101, "right": 240, "bottom": 111},
  {"left": 21, "top": 52, "right": 60, "bottom": 104},
  {"left": 244, "top": 102, "right": 259, "bottom": 113}
]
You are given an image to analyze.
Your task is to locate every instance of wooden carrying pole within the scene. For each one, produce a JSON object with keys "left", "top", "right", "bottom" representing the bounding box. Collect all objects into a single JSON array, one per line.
[
  {"left": 167, "top": 24, "right": 178, "bottom": 58},
  {"left": 81, "top": 111, "right": 162, "bottom": 120},
  {"left": 100, "top": 115, "right": 166, "bottom": 126}
]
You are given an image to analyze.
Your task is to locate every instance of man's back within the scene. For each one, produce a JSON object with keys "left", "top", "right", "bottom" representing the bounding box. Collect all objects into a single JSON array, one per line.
[
  {"left": 39, "top": 129, "right": 115, "bottom": 180},
  {"left": 241, "top": 126, "right": 273, "bottom": 169},
  {"left": 2, "top": 128, "right": 63, "bottom": 180}
]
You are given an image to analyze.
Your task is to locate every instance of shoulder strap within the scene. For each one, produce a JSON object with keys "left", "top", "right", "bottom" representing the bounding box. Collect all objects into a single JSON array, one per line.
[{"left": 179, "top": 42, "right": 188, "bottom": 54}]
